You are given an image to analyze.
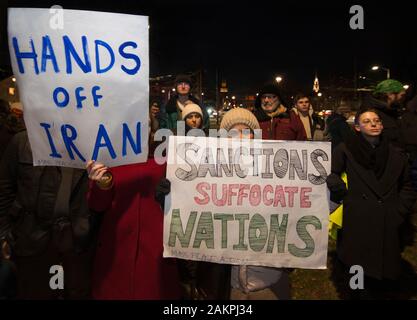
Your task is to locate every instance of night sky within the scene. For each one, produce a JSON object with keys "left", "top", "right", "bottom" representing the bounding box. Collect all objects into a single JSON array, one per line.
[{"left": 1, "top": 0, "right": 416, "bottom": 96}]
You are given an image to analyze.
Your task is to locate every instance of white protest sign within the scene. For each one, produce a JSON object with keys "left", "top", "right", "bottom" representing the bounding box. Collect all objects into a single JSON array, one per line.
[
  {"left": 164, "top": 136, "right": 331, "bottom": 269},
  {"left": 8, "top": 8, "right": 149, "bottom": 168}
]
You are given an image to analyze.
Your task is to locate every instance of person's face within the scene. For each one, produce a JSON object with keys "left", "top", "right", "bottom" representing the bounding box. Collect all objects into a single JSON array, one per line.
[
  {"left": 261, "top": 94, "right": 279, "bottom": 113},
  {"left": 229, "top": 123, "right": 254, "bottom": 139},
  {"left": 354, "top": 111, "right": 383, "bottom": 137},
  {"left": 176, "top": 82, "right": 191, "bottom": 95},
  {"left": 296, "top": 97, "right": 310, "bottom": 114},
  {"left": 185, "top": 113, "right": 202, "bottom": 128},
  {"left": 387, "top": 90, "right": 406, "bottom": 106},
  {"left": 150, "top": 103, "right": 160, "bottom": 116}
]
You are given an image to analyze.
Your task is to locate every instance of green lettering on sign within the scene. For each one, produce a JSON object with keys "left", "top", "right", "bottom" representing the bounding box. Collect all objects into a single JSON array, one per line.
[
  {"left": 168, "top": 209, "right": 197, "bottom": 248},
  {"left": 288, "top": 215, "right": 322, "bottom": 258},
  {"left": 266, "top": 214, "right": 288, "bottom": 253},
  {"left": 233, "top": 214, "right": 249, "bottom": 250},
  {"left": 248, "top": 213, "right": 268, "bottom": 252},
  {"left": 193, "top": 211, "right": 214, "bottom": 249}
]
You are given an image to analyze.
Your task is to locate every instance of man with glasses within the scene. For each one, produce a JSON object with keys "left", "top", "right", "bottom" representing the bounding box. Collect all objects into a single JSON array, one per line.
[{"left": 253, "top": 84, "right": 306, "bottom": 141}]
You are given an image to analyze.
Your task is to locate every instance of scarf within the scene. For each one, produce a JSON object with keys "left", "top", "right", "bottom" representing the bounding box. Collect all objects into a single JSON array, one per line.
[{"left": 345, "top": 132, "right": 389, "bottom": 180}]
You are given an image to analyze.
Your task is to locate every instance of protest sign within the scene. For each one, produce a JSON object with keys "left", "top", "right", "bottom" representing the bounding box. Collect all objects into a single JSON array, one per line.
[
  {"left": 164, "top": 136, "right": 331, "bottom": 269},
  {"left": 8, "top": 8, "right": 149, "bottom": 168}
]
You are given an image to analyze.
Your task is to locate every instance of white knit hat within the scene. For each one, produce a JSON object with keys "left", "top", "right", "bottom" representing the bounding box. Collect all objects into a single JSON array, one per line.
[
  {"left": 181, "top": 103, "right": 203, "bottom": 120},
  {"left": 220, "top": 108, "right": 260, "bottom": 131}
]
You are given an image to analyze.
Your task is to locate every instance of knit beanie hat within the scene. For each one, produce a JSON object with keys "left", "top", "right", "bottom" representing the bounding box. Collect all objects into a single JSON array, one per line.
[
  {"left": 255, "top": 83, "right": 286, "bottom": 110},
  {"left": 175, "top": 74, "right": 192, "bottom": 87},
  {"left": 181, "top": 103, "right": 203, "bottom": 120},
  {"left": 220, "top": 108, "right": 260, "bottom": 131},
  {"left": 373, "top": 79, "right": 404, "bottom": 94},
  {"left": 259, "top": 83, "right": 282, "bottom": 97}
]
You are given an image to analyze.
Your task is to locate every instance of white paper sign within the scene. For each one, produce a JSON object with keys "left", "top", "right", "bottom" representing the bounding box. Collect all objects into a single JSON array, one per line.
[
  {"left": 164, "top": 136, "right": 331, "bottom": 269},
  {"left": 8, "top": 8, "right": 149, "bottom": 168}
]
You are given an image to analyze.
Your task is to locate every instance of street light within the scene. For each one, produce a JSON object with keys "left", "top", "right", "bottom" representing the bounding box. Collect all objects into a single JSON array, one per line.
[
  {"left": 371, "top": 65, "right": 390, "bottom": 79},
  {"left": 403, "top": 84, "right": 410, "bottom": 90},
  {"left": 275, "top": 76, "right": 283, "bottom": 84},
  {"left": 317, "top": 92, "right": 322, "bottom": 97}
]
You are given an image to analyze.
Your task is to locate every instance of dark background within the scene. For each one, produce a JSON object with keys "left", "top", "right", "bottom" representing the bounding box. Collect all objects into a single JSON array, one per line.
[{"left": 1, "top": 0, "right": 416, "bottom": 96}]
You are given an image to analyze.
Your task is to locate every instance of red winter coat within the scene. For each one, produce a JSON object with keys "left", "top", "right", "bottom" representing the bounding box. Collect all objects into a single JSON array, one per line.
[
  {"left": 87, "top": 159, "right": 181, "bottom": 300},
  {"left": 254, "top": 107, "right": 306, "bottom": 141}
]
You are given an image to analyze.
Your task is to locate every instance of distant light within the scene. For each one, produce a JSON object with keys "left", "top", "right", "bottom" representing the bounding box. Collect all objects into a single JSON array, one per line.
[
  {"left": 403, "top": 84, "right": 410, "bottom": 90},
  {"left": 239, "top": 104, "right": 243, "bottom": 107},
  {"left": 371, "top": 66, "right": 379, "bottom": 71},
  {"left": 275, "top": 76, "right": 283, "bottom": 83},
  {"left": 232, "top": 96, "right": 236, "bottom": 100},
  {"left": 201, "top": 92, "right": 204, "bottom": 96},
  {"left": 172, "top": 88, "right": 176, "bottom": 92},
  {"left": 161, "top": 89, "right": 165, "bottom": 93},
  {"left": 12, "top": 77, "right": 16, "bottom": 82},
  {"left": 256, "top": 93, "right": 259, "bottom": 96},
  {"left": 206, "top": 107, "right": 213, "bottom": 115},
  {"left": 317, "top": 92, "right": 323, "bottom": 97}
]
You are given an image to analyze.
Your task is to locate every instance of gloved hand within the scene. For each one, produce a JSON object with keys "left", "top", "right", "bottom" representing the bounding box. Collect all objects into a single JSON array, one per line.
[
  {"left": 326, "top": 174, "right": 347, "bottom": 203},
  {"left": 155, "top": 178, "right": 171, "bottom": 209}
]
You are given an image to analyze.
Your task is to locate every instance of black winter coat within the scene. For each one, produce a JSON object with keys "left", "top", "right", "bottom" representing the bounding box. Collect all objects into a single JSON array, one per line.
[
  {"left": 399, "top": 97, "right": 417, "bottom": 162},
  {"left": 327, "top": 143, "right": 417, "bottom": 280},
  {"left": 0, "top": 131, "right": 95, "bottom": 257}
]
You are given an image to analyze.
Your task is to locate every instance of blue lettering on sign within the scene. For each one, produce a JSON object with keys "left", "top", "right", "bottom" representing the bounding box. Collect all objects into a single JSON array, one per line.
[
  {"left": 12, "top": 36, "right": 142, "bottom": 76},
  {"left": 119, "top": 41, "right": 141, "bottom": 75},
  {"left": 61, "top": 124, "right": 86, "bottom": 161},
  {"left": 12, "top": 37, "right": 39, "bottom": 74},
  {"left": 92, "top": 86, "right": 103, "bottom": 107},
  {"left": 75, "top": 87, "right": 86, "bottom": 108},
  {"left": 41, "top": 35, "right": 59, "bottom": 73},
  {"left": 63, "top": 35, "right": 92, "bottom": 74},
  {"left": 122, "top": 122, "right": 142, "bottom": 156},
  {"left": 95, "top": 40, "right": 115, "bottom": 74},
  {"left": 92, "top": 124, "right": 117, "bottom": 160},
  {"left": 40, "top": 123, "right": 62, "bottom": 158},
  {"left": 53, "top": 87, "right": 70, "bottom": 107}
]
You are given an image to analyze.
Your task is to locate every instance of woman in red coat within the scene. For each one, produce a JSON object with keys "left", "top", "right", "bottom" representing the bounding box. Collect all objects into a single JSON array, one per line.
[{"left": 86, "top": 158, "right": 181, "bottom": 300}]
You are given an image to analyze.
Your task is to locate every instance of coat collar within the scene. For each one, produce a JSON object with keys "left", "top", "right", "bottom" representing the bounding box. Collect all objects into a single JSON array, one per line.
[{"left": 345, "top": 144, "right": 405, "bottom": 197}]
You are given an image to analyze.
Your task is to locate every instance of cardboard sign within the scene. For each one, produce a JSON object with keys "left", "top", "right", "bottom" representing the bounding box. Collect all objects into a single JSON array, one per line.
[
  {"left": 8, "top": 8, "right": 149, "bottom": 168},
  {"left": 164, "top": 136, "right": 331, "bottom": 269}
]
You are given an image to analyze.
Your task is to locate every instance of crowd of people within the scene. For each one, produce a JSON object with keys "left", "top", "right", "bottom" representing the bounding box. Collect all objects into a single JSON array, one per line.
[{"left": 1, "top": 74, "right": 417, "bottom": 300}]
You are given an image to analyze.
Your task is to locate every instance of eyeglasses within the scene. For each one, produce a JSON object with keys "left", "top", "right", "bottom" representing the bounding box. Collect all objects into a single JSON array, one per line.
[{"left": 360, "top": 119, "right": 382, "bottom": 126}]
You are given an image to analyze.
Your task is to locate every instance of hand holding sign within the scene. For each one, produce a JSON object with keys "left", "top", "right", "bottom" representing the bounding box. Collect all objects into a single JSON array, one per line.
[{"left": 86, "top": 160, "right": 112, "bottom": 190}]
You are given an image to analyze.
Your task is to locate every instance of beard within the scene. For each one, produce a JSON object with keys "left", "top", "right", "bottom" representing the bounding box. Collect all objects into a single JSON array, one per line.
[
  {"left": 390, "top": 100, "right": 404, "bottom": 110},
  {"left": 261, "top": 101, "right": 279, "bottom": 113}
]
